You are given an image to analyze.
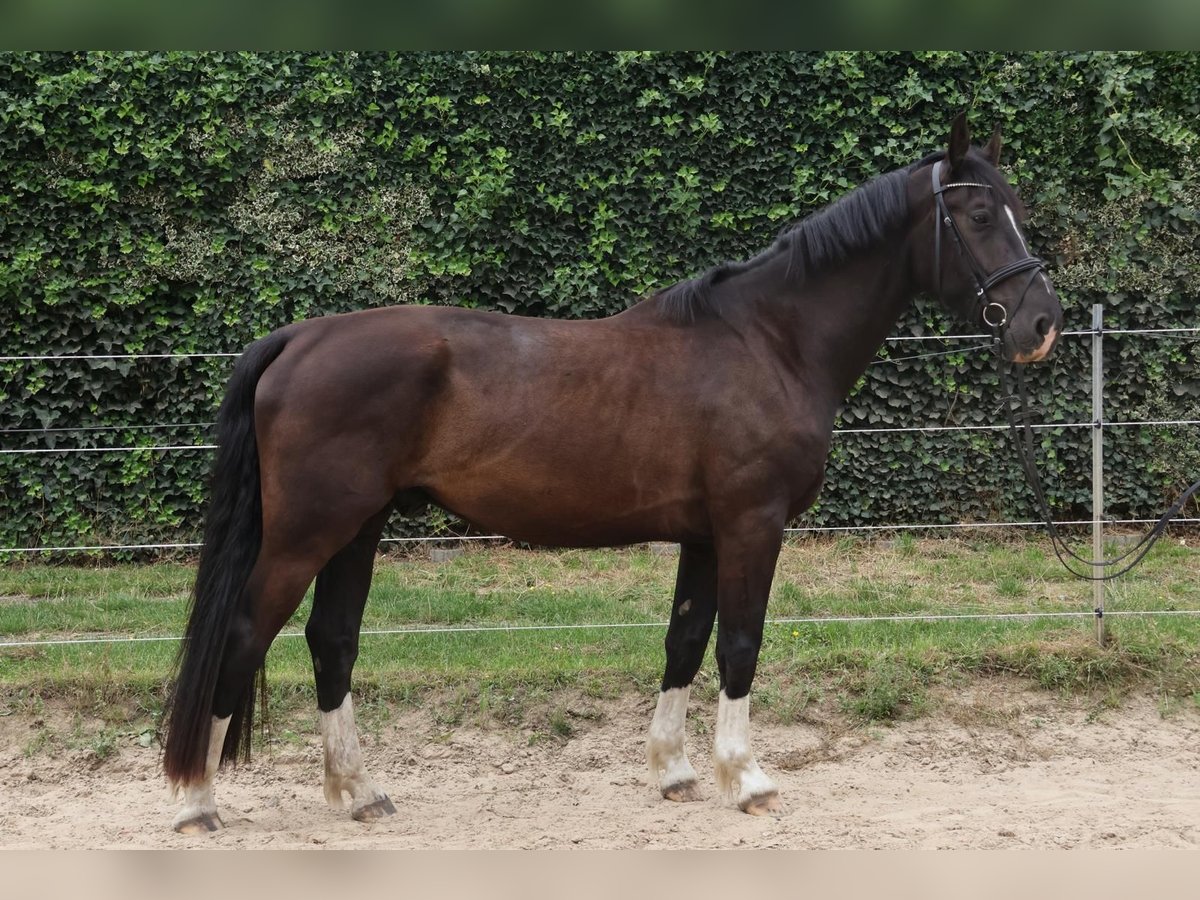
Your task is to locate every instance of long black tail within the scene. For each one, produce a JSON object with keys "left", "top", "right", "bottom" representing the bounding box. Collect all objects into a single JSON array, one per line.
[{"left": 162, "top": 331, "right": 289, "bottom": 785}]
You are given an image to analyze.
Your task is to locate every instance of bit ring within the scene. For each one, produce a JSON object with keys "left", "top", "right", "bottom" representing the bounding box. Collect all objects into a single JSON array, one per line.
[{"left": 982, "top": 301, "right": 1008, "bottom": 329}]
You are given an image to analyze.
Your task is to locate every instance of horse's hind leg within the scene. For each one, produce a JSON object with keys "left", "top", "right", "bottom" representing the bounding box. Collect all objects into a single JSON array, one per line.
[
  {"left": 172, "top": 489, "right": 393, "bottom": 834},
  {"left": 173, "top": 546, "right": 327, "bottom": 833},
  {"left": 305, "top": 504, "right": 395, "bottom": 822},
  {"left": 172, "top": 719, "right": 231, "bottom": 833},
  {"left": 647, "top": 542, "right": 717, "bottom": 803}
]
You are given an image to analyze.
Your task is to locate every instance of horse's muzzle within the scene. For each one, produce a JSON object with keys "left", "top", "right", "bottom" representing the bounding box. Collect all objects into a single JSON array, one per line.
[{"left": 1010, "top": 326, "right": 1060, "bottom": 364}]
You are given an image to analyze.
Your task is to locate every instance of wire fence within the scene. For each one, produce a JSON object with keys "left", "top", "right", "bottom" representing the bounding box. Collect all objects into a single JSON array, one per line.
[
  {"left": 2, "top": 325, "right": 1198, "bottom": 365},
  {"left": 4, "top": 326, "right": 1198, "bottom": 444},
  {"left": 2, "top": 324, "right": 1198, "bottom": 556},
  {"left": 4, "top": 418, "right": 1200, "bottom": 455},
  {"left": 2, "top": 323, "right": 1199, "bottom": 650},
  {"left": 4, "top": 607, "right": 1200, "bottom": 651},
  {"left": 3, "top": 518, "right": 1199, "bottom": 556}
]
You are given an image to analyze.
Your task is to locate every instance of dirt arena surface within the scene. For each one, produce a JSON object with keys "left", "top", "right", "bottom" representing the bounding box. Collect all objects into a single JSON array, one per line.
[{"left": 2, "top": 681, "right": 1199, "bottom": 849}]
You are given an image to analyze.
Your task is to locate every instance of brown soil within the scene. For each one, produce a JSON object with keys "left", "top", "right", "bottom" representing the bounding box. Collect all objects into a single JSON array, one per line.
[{"left": 2, "top": 681, "right": 1199, "bottom": 849}]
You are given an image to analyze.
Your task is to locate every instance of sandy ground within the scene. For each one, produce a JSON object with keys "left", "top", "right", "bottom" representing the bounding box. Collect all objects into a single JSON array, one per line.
[{"left": 2, "top": 681, "right": 1199, "bottom": 849}]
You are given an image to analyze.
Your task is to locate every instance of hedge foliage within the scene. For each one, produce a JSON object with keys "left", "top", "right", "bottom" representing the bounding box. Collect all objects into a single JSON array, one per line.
[{"left": 1, "top": 51, "right": 1197, "bottom": 552}]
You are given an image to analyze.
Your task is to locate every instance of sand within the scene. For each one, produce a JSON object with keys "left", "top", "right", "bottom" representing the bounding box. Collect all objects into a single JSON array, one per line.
[{"left": 2, "top": 681, "right": 1198, "bottom": 849}]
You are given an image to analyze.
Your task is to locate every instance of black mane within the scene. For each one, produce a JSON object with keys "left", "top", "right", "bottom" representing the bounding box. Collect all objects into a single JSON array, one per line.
[{"left": 655, "top": 148, "right": 1021, "bottom": 324}]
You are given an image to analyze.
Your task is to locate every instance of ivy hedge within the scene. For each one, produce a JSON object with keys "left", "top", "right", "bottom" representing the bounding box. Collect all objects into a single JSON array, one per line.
[{"left": 1, "top": 51, "right": 1197, "bottom": 553}]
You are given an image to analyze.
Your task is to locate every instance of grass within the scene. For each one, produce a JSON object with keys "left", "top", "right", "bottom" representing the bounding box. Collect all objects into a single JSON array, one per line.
[{"left": 1, "top": 535, "right": 1199, "bottom": 744}]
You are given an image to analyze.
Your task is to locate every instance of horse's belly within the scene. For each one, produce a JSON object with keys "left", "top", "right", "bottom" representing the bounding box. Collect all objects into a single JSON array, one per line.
[{"left": 422, "top": 461, "right": 709, "bottom": 548}]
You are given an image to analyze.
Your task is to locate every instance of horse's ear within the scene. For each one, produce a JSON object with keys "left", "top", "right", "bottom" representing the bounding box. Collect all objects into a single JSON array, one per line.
[
  {"left": 984, "top": 124, "right": 1003, "bottom": 166},
  {"left": 947, "top": 112, "right": 970, "bottom": 172}
]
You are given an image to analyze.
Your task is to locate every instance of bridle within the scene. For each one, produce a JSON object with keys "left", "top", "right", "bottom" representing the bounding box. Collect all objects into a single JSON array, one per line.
[
  {"left": 931, "top": 161, "right": 1047, "bottom": 340},
  {"left": 930, "top": 162, "right": 1200, "bottom": 583}
]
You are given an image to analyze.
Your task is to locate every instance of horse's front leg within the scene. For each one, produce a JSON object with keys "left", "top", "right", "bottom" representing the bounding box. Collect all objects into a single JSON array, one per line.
[{"left": 711, "top": 512, "right": 785, "bottom": 815}]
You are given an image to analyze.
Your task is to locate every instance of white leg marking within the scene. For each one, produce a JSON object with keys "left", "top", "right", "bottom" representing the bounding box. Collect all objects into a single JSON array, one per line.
[
  {"left": 647, "top": 686, "right": 700, "bottom": 798},
  {"left": 713, "top": 690, "right": 780, "bottom": 813},
  {"left": 320, "top": 693, "right": 392, "bottom": 818},
  {"left": 172, "top": 714, "right": 230, "bottom": 832}
]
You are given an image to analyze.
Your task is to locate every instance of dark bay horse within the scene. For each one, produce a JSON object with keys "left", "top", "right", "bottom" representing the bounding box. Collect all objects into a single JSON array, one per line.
[{"left": 163, "top": 115, "right": 1063, "bottom": 831}]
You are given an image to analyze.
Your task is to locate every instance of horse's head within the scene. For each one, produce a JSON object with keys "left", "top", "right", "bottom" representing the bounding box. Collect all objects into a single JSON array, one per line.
[{"left": 913, "top": 113, "right": 1063, "bottom": 363}]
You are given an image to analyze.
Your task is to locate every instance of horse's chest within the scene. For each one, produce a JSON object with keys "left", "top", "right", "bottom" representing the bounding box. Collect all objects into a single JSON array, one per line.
[{"left": 776, "top": 427, "right": 834, "bottom": 512}]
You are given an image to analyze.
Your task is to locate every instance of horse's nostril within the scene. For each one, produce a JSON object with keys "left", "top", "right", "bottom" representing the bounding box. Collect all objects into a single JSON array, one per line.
[{"left": 1034, "top": 314, "right": 1051, "bottom": 338}]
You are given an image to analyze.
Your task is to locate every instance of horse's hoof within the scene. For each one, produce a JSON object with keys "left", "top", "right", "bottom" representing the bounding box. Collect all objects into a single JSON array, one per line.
[
  {"left": 740, "top": 791, "right": 784, "bottom": 817},
  {"left": 662, "top": 780, "right": 703, "bottom": 803},
  {"left": 173, "top": 811, "right": 224, "bottom": 834},
  {"left": 351, "top": 795, "right": 397, "bottom": 822}
]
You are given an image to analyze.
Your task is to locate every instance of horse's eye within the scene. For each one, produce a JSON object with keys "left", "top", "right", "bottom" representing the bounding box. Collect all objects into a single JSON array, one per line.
[{"left": 970, "top": 211, "right": 990, "bottom": 225}]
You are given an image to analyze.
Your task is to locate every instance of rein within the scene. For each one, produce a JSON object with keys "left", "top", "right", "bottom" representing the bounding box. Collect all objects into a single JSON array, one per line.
[
  {"left": 932, "top": 161, "right": 1200, "bottom": 581},
  {"left": 997, "top": 352, "right": 1200, "bottom": 582}
]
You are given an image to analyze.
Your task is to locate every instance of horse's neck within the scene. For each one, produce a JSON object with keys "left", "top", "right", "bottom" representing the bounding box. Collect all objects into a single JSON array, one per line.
[{"left": 753, "top": 240, "right": 918, "bottom": 401}]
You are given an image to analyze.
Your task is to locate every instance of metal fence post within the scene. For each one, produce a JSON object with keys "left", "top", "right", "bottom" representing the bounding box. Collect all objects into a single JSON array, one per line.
[{"left": 1092, "top": 303, "right": 1106, "bottom": 647}]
